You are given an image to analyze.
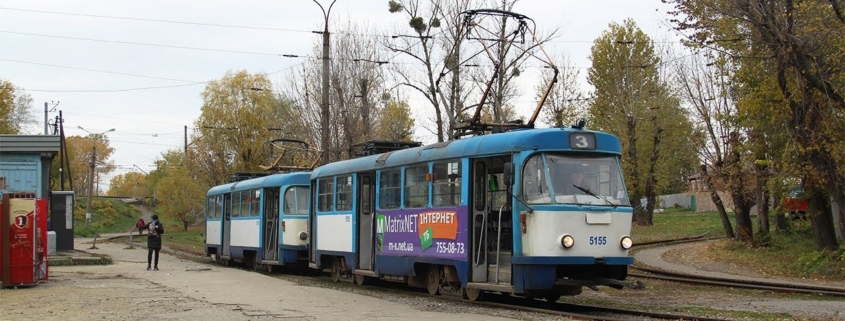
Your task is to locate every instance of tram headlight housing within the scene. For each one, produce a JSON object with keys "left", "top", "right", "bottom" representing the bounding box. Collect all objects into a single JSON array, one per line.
[
  {"left": 558, "top": 234, "right": 575, "bottom": 249},
  {"left": 620, "top": 236, "right": 633, "bottom": 250},
  {"left": 299, "top": 232, "right": 308, "bottom": 240}
]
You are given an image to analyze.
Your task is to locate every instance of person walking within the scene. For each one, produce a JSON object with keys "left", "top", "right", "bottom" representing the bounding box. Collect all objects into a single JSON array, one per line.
[
  {"left": 135, "top": 218, "right": 146, "bottom": 236},
  {"left": 142, "top": 214, "right": 164, "bottom": 271}
]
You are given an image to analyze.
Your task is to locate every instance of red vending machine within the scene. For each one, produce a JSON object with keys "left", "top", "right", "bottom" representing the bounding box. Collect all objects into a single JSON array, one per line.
[
  {"left": 0, "top": 196, "right": 39, "bottom": 288},
  {"left": 36, "top": 198, "right": 49, "bottom": 282}
]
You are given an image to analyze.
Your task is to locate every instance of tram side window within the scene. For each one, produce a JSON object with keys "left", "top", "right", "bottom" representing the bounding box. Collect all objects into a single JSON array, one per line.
[
  {"left": 251, "top": 189, "right": 261, "bottom": 217},
  {"left": 214, "top": 196, "right": 221, "bottom": 218},
  {"left": 362, "top": 176, "right": 372, "bottom": 215},
  {"left": 206, "top": 197, "right": 214, "bottom": 219},
  {"left": 405, "top": 165, "right": 429, "bottom": 208},
  {"left": 240, "top": 191, "right": 248, "bottom": 218},
  {"left": 318, "top": 178, "right": 334, "bottom": 212},
  {"left": 433, "top": 161, "right": 461, "bottom": 207},
  {"left": 336, "top": 175, "right": 353, "bottom": 211},
  {"left": 232, "top": 193, "right": 241, "bottom": 218},
  {"left": 242, "top": 191, "right": 249, "bottom": 217},
  {"left": 284, "top": 186, "right": 309, "bottom": 215},
  {"left": 379, "top": 169, "right": 401, "bottom": 209}
]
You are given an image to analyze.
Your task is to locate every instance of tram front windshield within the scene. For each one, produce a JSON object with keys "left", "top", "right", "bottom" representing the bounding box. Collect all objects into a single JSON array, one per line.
[{"left": 522, "top": 153, "right": 630, "bottom": 206}]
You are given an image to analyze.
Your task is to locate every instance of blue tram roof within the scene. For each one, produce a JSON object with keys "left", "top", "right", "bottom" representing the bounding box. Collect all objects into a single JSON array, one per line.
[
  {"left": 206, "top": 172, "right": 311, "bottom": 196},
  {"left": 312, "top": 127, "right": 621, "bottom": 178}
]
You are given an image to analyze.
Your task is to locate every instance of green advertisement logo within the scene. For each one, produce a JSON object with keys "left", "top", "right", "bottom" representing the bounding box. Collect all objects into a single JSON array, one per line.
[{"left": 419, "top": 226, "right": 433, "bottom": 250}]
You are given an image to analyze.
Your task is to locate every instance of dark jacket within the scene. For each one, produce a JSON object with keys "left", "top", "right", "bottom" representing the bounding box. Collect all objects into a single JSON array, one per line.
[{"left": 143, "top": 221, "right": 165, "bottom": 249}]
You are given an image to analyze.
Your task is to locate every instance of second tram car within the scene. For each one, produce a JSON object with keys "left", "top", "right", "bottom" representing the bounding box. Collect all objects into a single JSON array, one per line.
[
  {"left": 205, "top": 172, "right": 311, "bottom": 271},
  {"left": 308, "top": 127, "right": 636, "bottom": 301}
]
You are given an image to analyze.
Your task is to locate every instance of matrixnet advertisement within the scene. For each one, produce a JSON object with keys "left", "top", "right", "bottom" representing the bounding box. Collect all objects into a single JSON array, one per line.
[{"left": 375, "top": 208, "right": 469, "bottom": 260}]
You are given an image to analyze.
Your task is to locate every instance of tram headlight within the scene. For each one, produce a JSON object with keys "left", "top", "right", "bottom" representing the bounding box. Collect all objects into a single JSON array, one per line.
[
  {"left": 557, "top": 234, "right": 575, "bottom": 249},
  {"left": 620, "top": 236, "right": 633, "bottom": 250},
  {"left": 299, "top": 232, "right": 308, "bottom": 240}
]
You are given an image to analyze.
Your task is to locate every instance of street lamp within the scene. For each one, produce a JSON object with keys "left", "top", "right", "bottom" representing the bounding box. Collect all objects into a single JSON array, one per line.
[{"left": 78, "top": 126, "right": 115, "bottom": 228}]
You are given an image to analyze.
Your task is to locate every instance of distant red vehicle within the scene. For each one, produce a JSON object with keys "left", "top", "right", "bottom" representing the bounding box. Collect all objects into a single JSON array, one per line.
[{"left": 783, "top": 188, "right": 808, "bottom": 219}]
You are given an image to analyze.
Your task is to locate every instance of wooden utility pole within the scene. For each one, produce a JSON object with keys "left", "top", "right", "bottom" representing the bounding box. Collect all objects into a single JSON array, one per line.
[
  {"left": 85, "top": 146, "right": 96, "bottom": 228},
  {"left": 360, "top": 78, "right": 370, "bottom": 140}
]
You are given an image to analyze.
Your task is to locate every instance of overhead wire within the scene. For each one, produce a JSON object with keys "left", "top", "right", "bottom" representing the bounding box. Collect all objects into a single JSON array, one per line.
[
  {"left": 20, "top": 61, "right": 307, "bottom": 93},
  {"left": 0, "top": 57, "right": 199, "bottom": 82},
  {"left": 0, "top": 30, "right": 299, "bottom": 57},
  {"left": 0, "top": 6, "right": 314, "bottom": 33}
]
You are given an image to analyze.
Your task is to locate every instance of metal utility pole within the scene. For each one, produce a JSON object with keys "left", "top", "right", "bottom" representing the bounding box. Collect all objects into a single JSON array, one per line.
[
  {"left": 44, "top": 101, "right": 59, "bottom": 135},
  {"left": 85, "top": 146, "right": 96, "bottom": 228},
  {"left": 44, "top": 102, "right": 48, "bottom": 135},
  {"left": 312, "top": 0, "right": 337, "bottom": 164}
]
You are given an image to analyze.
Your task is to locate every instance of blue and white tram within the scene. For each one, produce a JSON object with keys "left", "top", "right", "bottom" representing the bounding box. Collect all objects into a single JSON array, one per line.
[
  {"left": 309, "top": 127, "right": 636, "bottom": 300},
  {"left": 205, "top": 172, "right": 311, "bottom": 271}
]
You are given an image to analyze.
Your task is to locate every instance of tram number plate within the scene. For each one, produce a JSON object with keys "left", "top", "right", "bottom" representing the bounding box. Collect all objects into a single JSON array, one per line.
[{"left": 589, "top": 236, "right": 607, "bottom": 245}]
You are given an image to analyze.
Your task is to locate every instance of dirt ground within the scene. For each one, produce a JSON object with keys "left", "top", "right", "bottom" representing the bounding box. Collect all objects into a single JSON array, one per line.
[
  {"left": 0, "top": 271, "right": 260, "bottom": 321},
  {"left": 2, "top": 237, "right": 844, "bottom": 321},
  {"left": 0, "top": 239, "right": 521, "bottom": 321}
]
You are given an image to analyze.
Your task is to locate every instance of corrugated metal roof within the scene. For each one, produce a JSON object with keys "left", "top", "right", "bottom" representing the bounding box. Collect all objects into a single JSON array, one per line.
[{"left": 0, "top": 135, "right": 61, "bottom": 154}]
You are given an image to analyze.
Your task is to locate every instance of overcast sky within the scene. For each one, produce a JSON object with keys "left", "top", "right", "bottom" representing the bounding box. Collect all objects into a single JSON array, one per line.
[{"left": 1, "top": 0, "right": 681, "bottom": 191}]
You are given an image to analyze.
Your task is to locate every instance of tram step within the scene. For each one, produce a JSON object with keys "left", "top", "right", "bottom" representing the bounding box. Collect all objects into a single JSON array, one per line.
[
  {"left": 487, "top": 251, "right": 512, "bottom": 266},
  {"left": 487, "top": 265, "right": 511, "bottom": 285}
]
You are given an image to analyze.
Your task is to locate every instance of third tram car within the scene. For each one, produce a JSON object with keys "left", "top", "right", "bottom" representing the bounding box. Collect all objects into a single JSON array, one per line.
[{"left": 205, "top": 172, "right": 311, "bottom": 271}]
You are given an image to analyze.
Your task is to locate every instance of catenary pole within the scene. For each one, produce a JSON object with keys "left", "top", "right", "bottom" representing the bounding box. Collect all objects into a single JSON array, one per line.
[{"left": 312, "top": 0, "right": 337, "bottom": 164}]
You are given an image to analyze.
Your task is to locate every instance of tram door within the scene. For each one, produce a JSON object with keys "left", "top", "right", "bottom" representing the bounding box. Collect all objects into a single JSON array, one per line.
[
  {"left": 263, "top": 187, "right": 280, "bottom": 263},
  {"left": 308, "top": 181, "right": 318, "bottom": 267},
  {"left": 470, "top": 157, "right": 513, "bottom": 284},
  {"left": 356, "top": 172, "right": 376, "bottom": 270},
  {"left": 222, "top": 193, "right": 232, "bottom": 257},
  {"left": 470, "top": 159, "right": 490, "bottom": 282}
]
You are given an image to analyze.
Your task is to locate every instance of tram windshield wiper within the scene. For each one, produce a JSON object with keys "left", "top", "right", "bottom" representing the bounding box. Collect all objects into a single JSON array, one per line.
[
  {"left": 573, "top": 185, "right": 616, "bottom": 207},
  {"left": 573, "top": 185, "right": 598, "bottom": 198}
]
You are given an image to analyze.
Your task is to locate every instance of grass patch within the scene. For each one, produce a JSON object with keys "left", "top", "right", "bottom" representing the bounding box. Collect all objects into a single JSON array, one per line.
[
  {"left": 631, "top": 208, "right": 729, "bottom": 243},
  {"left": 72, "top": 198, "right": 144, "bottom": 237},
  {"left": 717, "top": 225, "right": 845, "bottom": 281},
  {"left": 161, "top": 224, "right": 206, "bottom": 256},
  {"left": 48, "top": 253, "right": 113, "bottom": 266},
  {"left": 632, "top": 208, "right": 845, "bottom": 282}
]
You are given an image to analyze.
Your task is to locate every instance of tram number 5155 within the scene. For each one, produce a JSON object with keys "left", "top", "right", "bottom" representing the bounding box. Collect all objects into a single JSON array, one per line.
[{"left": 589, "top": 236, "right": 607, "bottom": 245}]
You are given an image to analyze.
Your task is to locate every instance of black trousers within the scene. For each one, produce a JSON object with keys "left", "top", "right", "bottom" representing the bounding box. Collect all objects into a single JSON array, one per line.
[{"left": 147, "top": 248, "right": 160, "bottom": 267}]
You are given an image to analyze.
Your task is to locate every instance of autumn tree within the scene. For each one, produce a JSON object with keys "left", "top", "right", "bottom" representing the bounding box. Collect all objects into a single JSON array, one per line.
[
  {"left": 0, "top": 79, "right": 35, "bottom": 134},
  {"left": 151, "top": 150, "right": 205, "bottom": 231},
  {"left": 587, "top": 19, "right": 697, "bottom": 225},
  {"left": 107, "top": 172, "right": 147, "bottom": 198},
  {"left": 665, "top": 0, "right": 844, "bottom": 249},
  {"left": 672, "top": 51, "right": 741, "bottom": 238},
  {"left": 65, "top": 134, "right": 116, "bottom": 197},
  {"left": 374, "top": 99, "right": 416, "bottom": 141},
  {"left": 193, "top": 70, "right": 293, "bottom": 186}
]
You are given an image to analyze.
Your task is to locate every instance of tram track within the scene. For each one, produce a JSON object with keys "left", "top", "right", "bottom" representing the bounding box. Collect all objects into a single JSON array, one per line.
[
  {"left": 437, "top": 294, "right": 735, "bottom": 321},
  {"left": 629, "top": 266, "right": 845, "bottom": 297},
  {"left": 629, "top": 234, "right": 845, "bottom": 298},
  {"left": 267, "top": 269, "right": 736, "bottom": 321}
]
